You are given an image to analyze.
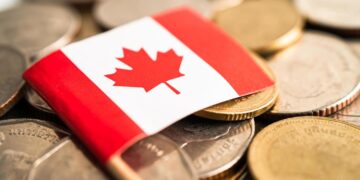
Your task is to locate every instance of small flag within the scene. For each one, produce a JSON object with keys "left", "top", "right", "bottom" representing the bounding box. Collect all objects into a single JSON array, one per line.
[{"left": 24, "top": 7, "right": 273, "bottom": 168}]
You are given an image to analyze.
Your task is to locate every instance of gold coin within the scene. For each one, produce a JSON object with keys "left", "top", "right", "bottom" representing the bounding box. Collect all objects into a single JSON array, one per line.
[
  {"left": 195, "top": 54, "right": 277, "bottom": 121},
  {"left": 212, "top": 0, "right": 303, "bottom": 54},
  {"left": 248, "top": 116, "right": 360, "bottom": 180}
]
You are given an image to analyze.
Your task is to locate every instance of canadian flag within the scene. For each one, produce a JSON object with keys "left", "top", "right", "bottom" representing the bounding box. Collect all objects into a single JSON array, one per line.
[{"left": 24, "top": 7, "right": 273, "bottom": 165}]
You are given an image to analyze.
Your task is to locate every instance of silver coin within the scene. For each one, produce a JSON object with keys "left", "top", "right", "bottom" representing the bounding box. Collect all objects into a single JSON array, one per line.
[
  {"left": 27, "top": 138, "right": 109, "bottom": 180},
  {"left": 0, "top": 45, "right": 27, "bottom": 117},
  {"left": 93, "top": 0, "right": 212, "bottom": 29},
  {"left": 0, "top": 3, "right": 81, "bottom": 61},
  {"left": 294, "top": 0, "right": 360, "bottom": 31},
  {"left": 25, "top": 88, "right": 54, "bottom": 114},
  {"left": 269, "top": 31, "right": 360, "bottom": 116},
  {"left": 161, "top": 116, "right": 255, "bottom": 179},
  {"left": 0, "top": 119, "right": 69, "bottom": 180},
  {"left": 122, "top": 134, "right": 198, "bottom": 180}
]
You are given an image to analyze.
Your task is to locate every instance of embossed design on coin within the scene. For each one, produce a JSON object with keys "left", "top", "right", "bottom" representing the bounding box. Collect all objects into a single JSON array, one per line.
[
  {"left": 0, "top": 3, "right": 81, "bottom": 61},
  {"left": 122, "top": 134, "right": 198, "bottom": 180},
  {"left": 25, "top": 88, "right": 54, "bottom": 114},
  {"left": 248, "top": 116, "right": 360, "bottom": 180},
  {"left": 161, "top": 117, "right": 254, "bottom": 179},
  {"left": 0, "top": 45, "right": 27, "bottom": 117},
  {"left": 27, "top": 138, "right": 109, "bottom": 180},
  {"left": 0, "top": 119, "right": 68, "bottom": 180},
  {"left": 269, "top": 31, "right": 360, "bottom": 116}
]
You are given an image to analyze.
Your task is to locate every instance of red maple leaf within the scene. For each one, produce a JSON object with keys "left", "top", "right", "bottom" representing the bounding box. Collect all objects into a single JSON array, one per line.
[{"left": 106, "top": 48, "right": 184, "bottom": 94}]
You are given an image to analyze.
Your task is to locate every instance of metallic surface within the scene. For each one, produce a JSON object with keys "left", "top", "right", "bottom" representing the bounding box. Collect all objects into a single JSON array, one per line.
[
  {"left": 0, "top": 45, "right": 27, "bottom": 117},
  {"left": 25, "top": 88, "right": 54, "bottom": 114},
  {"left": 27, "top": 138, "right": 109, "bottom": 180},
  {"left": 0, "top": 119, "right": 68, "bottom": 180},
  {"left": 333, "top": 96, "right": 360, "bottom": 126},
  {"left": 213, "top": 0, "right": 303, "bottom": 54},
  {"left": 161, "top": 116, "right": 254, "bottom": 179},
  {"left": 248, "top": 116, "right": 360, "bottom": 180},
  {"left": 269, "top": 31, "right": 360, "bottom": 116},
  {"left": 122, "top": 134, "right": 198, "bottom": 180},
  {"left": 195, "top": 54, "right": 277, "bottom": 121},
  {"left": 0, "top": 3, "right": 81, "bottom": 61}
]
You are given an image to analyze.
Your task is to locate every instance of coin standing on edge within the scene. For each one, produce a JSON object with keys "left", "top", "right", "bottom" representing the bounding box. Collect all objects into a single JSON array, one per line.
[
  {"left": 27, "top": 138, "right": 110, "bottom": 180},
  {"left": 161, "top": 116, "right": 255, "bottom": 179},
  {"left": 269, "top": 31, "right": 360, "bottom": 117},
  {"left": 0, "top": 119, "right": 69, "bottom": 180},
  {"left": 122, "top": 134, "right": 198, "bottom": 180},
  {"left": 0, "top": 3, "right": 81, "bottom": 61},
  {"left": 195, "top": 54, "right": 277, "bottom": 121},
  {"left": 213, "top": 0, "right": 303, "bottom": 54},
  {"left": 93, "top": 0, "right": 212, "bottom": 29},
  {"left": 0, "top": 45, "right": 27, "bottom": 117},
  {"left": 248, "top": 116, "right": 360, "bottom": 180},
  {"left": 25, "top": 88, "right": 54, "bottom": 114}
]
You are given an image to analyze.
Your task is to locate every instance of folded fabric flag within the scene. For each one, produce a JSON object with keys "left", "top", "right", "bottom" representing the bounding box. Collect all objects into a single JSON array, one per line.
[{"left": 24, "top": 6, "right": 273, "bottom": 177}]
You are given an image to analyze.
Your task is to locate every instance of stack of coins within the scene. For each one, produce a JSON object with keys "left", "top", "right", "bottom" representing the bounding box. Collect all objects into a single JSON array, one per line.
[{"left": 0, "top": 0, "right": 359, "bottom": 179}]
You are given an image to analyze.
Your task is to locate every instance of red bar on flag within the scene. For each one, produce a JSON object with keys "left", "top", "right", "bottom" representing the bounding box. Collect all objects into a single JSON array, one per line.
[{"left": 23, "top": 6, "right": 273, "bottom": 174}]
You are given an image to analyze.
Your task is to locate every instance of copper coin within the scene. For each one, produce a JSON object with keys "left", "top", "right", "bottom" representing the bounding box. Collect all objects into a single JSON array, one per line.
[{"left": 269, "top": 31, "right": 360, "bottom": 116}]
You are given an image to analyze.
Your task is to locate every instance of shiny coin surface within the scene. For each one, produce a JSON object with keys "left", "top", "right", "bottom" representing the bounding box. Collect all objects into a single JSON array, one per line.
[
  {"left": 295, "top": 0, "right": 360, "bottom": 31},
  {"left": 195, "top": 54, "right": 277, "bottom": 121},
  {"left": 213, "top": 0, "right": 303, "bottom": 54},
  {"left": 333, "top": 96, "right": 360, "bottom": 126},
  {"left": 122, "top": 134, "right": 198, "bottom": 180},
  {"left": 161, "top": 116, "right": 254, "bottom": 179},
  {"left": 0, "top": 3, "right": 81, "bottom": 61},
  {"left": 248, "top": 116, "right": 360, "bottom": 180},
  {"left": 28, "top": 138, "right": 109, "bottom": 180},
  {"left": 94, "top": 0, "right": 212, "bottom": 29},
  {"left": 25, "top": 88, "right": 54, "bottom": 114},
  {"left": 0, "top": 45, "right": 27, "bottom": 117},
  {"left": 269, "top": 31, "right": 360, "bottom": 116},
  {"left": 0, "top": 119, "right": 68, "bottom": 180}
]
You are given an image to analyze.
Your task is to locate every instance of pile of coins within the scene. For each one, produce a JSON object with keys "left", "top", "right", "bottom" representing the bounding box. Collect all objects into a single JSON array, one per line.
[{"left": 0, "top": 0, "right": 359, "bottom": 179}]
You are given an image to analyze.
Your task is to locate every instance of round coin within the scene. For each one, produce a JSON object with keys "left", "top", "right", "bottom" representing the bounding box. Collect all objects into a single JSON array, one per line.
[
  {"left": 0, "top": 3, "right": 81, "bottom": 61},
  {"left": 122, "top": 134, "right": 198, "bottom": 180},
  {"left": 213, "top": 0, "right": 303, "bottom": 54},
  {"left": 0, "top": 119, "right": 68, "bottom": 180},
  {"left": 27, "top": 138, "right": 109, "bottom": 180},
  {"left": 161, "top": 116, "right": 254, "bottom": 179},
  {"left": 195, "top": 54, "right": 277, "bottom": 121},
  {"left": 0, "top": 45, "right": 27, "bottom": 117},
  {"left": 248, "top": 116, "right": 360, "bottom": 180},
  {"left": 93, "top": 0, "right": 212, "bottom": 29},
  {"left": 294, "top": 0, "right": 360, "bottom": 33},
  {"left": 269, "top": 31, "right": 360, "bottom": 116},
  {"left": 25, "top": 88, "right": 54, "bottom": 114}
]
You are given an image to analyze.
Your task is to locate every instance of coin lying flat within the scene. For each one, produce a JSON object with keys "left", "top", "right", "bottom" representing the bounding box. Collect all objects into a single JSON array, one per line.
[
  {"left": 122, "top": 134, "right": 198, "bottom": 180},
  {"left": 25, "top": 88, "right": 54, "bottom": 114},
  {"left": 0, "top": 3, "right": 81, "bottom": 61},
  {"left": 0, "top": 45, "right": 27, "bottom": 117},
  {"left": 332, "top": 96, "right": 360, "bottom": 126},
  {"left": 213, "top": 0, "right": 303, "bottom": 54},
  {"left": 248, "top": 116, "right": 360, "bottom": 180},
  {"left": 294, "top": 0, "right": 360, "bottom": 32},
  {"left": 195, "top": 54, "right": 277, "bottom": 121},
  {"left": 161, "top": 116, "right": 254, "bottom": 179},
  {"left": 349, "top": 40, "right": 360, "bottom": 58},
  {"left": 0, "top": 119, "right": 68, "bottom": 180},
  {"left": 93, "top": 0, "right": 212, "bottom": 29},
  {"left": 27, "top": 138, "right": 109, "bottom": 180},
  {"left": 269, "top": 31, "right": 360, "bottom": 116}
]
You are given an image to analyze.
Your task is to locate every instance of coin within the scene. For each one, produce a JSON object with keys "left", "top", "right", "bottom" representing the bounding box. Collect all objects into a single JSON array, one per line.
[
  {"left": 27, "top": 138, "right": 109, "bottom": 180},
  {"left": 161, "top": 116, "right": 254, "bottom": 179},
  {"left": 122, "top": 134, "right": 198, "bottom": 180},
  {"left": 248, "top": 116, "right": 360, "bottom": 180},
  {"left": 0, "top": 3, "right": 81, "bottom": 61},
  {"left": 25, "top": 88, "right": 54, "bottom": 114},
  {"left": 349, "top": 40, "right": 360, "bottom": 58},
  {"left": 0, "top": 119, "right": 68, "bottom": 180},
  {"left": 24, "top": 0, "right": 95, "bottom": 4},
  {"left": 213, "top": 0, "right": 303, "bottom": 54},
  {"left": 294, "top": 0, "right": 360, "bottom": 33},
  {"left": 0, "top": 45, "right": 27, "bottom": 117},
  {"left": 195, "top": 54, "right": 277, "bottom": 121},
  {"left": 93, "top": 0, "right": 212, "bottom": 29},
  {"left": 207, "top": 0, "right": 243, "bottom": 12},
  {"left": 332, "top": 96, "right": 360, "bottom": 126},
  {"left": 269, "top": 31, "right": 360, "bottom": 116}
]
